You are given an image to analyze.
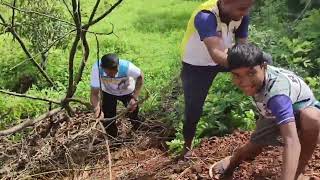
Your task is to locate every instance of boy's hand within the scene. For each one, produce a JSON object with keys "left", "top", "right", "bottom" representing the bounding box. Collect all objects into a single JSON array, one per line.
[
  {"left": 94, "top": 108, "right": 104, "bottom": 119},
  {"left": 127, "top": 97, "right": 138, "bottom": 112}
]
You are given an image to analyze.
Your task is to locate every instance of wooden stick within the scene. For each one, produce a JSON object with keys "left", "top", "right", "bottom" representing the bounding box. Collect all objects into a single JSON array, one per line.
[
  {"left": 25, "top": 166, "right": 109, "bottom": 178},
  {"left": 0, "top": 89, "right": 61, "bottom": 105},
  {"left": 98, "top": 121, "right": 113, "bottom": 180},
  {"left": 0, "top": 108, "right": 62, "bottom": 136}
]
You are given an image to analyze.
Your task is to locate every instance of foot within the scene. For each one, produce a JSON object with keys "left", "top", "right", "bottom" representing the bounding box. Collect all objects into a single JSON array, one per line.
[
  {"left": 209, "top": 156, "right": 232, "bottom": 178},
  {"left": 173, "top": 146, "right": 193, "bottom": 162}
]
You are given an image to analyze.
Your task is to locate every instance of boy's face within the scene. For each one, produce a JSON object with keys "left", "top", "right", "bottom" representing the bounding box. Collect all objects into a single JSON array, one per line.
[
  {"left": 223, "top": 0, "right": 253, "bottom": 21},
  {"left": 103, "top": 67, "right": 118, "bottom": 78},
  {"left": 231, "top": 64, "right": 266, "bottom": 96}
]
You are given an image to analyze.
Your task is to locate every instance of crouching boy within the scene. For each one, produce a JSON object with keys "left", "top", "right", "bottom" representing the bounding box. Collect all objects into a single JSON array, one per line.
[{"left": 210, "top": 43, "right": 320, "bottom": 180}]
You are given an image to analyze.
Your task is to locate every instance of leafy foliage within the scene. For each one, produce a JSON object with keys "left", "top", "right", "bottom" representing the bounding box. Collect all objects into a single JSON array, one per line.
[{"left": 15, "top": 0, "right": 72, "bottom": 69}]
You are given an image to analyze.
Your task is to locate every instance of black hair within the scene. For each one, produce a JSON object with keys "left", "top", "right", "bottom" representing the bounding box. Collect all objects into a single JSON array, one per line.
[
  {"left": 227, "top": 43, "right": 268, "bottom": 70},
  {"left": 100, "top": 53, "right": 119, "bottom": 69}
]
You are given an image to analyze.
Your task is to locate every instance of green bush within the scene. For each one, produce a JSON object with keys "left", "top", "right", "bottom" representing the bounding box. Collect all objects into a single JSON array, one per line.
[{"left": 167, "top": 74, "right": 256, "bottom": 154}]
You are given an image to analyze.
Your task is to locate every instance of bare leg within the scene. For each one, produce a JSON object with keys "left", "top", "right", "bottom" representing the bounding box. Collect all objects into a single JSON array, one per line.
[{"left": 295, "top": 107, "right": 320, "bottom": 179}]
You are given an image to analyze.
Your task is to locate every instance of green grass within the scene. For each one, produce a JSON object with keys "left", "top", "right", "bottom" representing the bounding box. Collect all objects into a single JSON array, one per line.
[{"left": 0, "top": 0, "right": 203, "bottom": 128}]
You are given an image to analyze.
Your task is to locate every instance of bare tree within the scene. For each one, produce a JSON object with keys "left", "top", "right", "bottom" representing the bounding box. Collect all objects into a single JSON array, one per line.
[{"left": 0, "top": 0, "right": 123, "bottom": 136}]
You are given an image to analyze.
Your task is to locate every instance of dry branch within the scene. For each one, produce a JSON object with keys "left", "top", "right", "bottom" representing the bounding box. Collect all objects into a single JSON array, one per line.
[
  {"left": 0, "top": 108, "right": 61, "bottom": 136},
  {"left": 0, "top": 109, "right": 171, "bottom": 179},
  {"left": 101, "top": 87, "right": 150, "bottom": 123},
  {"left": 26, "top": 166, "right": 109, "bottom": 178},
  {"left": 98, "top": 121, "right": 113, "bottom": 180},
  {"left": 84, "top": 27, "right": 115, "bottom": 36},
  {"left": 0, "top": 89, "right": 60, "bottom": 105}
]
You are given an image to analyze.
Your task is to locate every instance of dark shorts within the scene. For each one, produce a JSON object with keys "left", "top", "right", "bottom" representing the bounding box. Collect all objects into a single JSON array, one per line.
[{"left": 251, "top": 101, "right": 320, "bottom": 146}]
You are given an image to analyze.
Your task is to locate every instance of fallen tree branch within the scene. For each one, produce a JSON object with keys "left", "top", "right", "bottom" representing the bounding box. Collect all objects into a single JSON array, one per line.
[
  {"left": 177, "top": 166, "right": 192, "bottom": 180},
  {"left": 0, "top": 108, "right": 62, "bottom": 136},
  {"left": 0, "top": 89, "right": 61, "bottom": 105},
  {"left": 98, "top": 121, "right": 113, "bottom": 180},
  {"left": 25, "top": 166, "right": 110, "bottom": 179}
]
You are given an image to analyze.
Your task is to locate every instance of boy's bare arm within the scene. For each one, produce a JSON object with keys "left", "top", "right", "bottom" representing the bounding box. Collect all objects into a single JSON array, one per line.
[
  {"left": 279, "top": 121, "right": 301, "bottom": 180},
  {"left": 203, "top": 36, "right": 247, "bottom": 68},
  {"left": 90, "top": 88, "right": 102, "bottom": 118}
]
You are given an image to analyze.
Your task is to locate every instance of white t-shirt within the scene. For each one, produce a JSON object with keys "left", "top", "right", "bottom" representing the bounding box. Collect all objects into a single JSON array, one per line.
[
  {"left": 91, "top": 59, "right": 141, "bottom": 96},
  {"left": 253, "top": 65, "right": 316, "bottom": 119}
]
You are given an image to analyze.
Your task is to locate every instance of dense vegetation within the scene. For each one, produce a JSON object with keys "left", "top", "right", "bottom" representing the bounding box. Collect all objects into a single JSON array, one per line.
[{"left": 0, "top": 0, "right": 319, "bottom": 152}]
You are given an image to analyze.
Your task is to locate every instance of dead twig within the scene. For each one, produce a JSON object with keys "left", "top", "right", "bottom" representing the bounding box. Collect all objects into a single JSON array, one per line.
[
  {"left": 0, "top": 89, "right": 61, "bottom": 105},
  {"left": 98, "top": 121, "right": 113, "bottom": 180},
  {"left": 177, "top": 166, "right": 192, "bottom": 180},
  {"left": 24, "top": 166, "right": 110, "bottom": 179},
  {"left": 0, "top": 108, "right": 62, "bottom": 136}
]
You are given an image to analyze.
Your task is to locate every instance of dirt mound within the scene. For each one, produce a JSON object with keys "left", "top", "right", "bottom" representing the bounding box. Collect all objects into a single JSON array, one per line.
[
  {"left": 72, "top": 131, "right": 320, "bottom": 180},
  {"left": 0, "top": 111, "right": 171, "bottom": 180},
  {"left": 1, "top": 111, "right": 319, "bottom": 180}
]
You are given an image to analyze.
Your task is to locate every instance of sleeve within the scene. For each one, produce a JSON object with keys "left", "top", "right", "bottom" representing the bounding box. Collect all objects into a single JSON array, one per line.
[
  {"left": 194, "top": 10, "right": 218, "bottom": 41},
  {"left": 90, "top": 62, "right": 100, "bottom": 88},
  {"left": 267, "top": 95, "right": 295, "bottom": 125},
  {"left": 266, "top": 77, "right": 291, "bottom": 100},
  {"left": 235, "top": 15, "right": 249, "bottom": 39},
  {"left": 127, "top": 62, "right": 141, "bottom": 79}
]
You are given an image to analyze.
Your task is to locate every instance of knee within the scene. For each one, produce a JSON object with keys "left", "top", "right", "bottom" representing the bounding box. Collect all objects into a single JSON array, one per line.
[{"left": 299, "top": 107, "right": 320, "bottom": 132}]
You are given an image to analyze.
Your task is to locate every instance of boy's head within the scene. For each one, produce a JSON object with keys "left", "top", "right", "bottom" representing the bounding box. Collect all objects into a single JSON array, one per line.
[
  {"left": 228, "top": 43, "right": 268, "bottom": 96},
  {"left": 101, "top": 53, "right": 119, "bottom": 77}
]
